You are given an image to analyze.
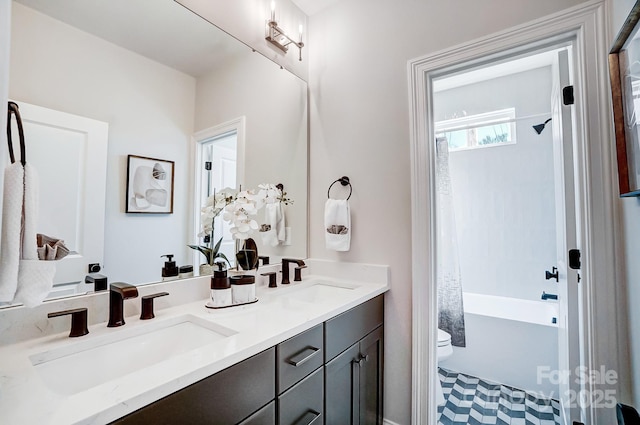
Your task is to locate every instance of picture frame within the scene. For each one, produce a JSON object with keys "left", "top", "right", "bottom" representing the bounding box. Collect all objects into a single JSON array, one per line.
[
  {"left": 610, "top": 0, "right": 640, "bottom": 197},
  {"left": 125, "top": 155, "right": 175, "bottom": 213}
]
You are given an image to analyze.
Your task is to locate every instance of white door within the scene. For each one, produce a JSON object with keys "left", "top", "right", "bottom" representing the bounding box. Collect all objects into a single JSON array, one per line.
[
  {"left": 194, "top": 128, "right": 239, "bottom": 268},
  {"left": 550, "top": 48, "right": 582, "bottom": 424},
  {"left": 205, "top": 135, "right": 237, "bottom": 263},
  {"left": 11, "top": 101, "right": 108, "bottom": 286}
]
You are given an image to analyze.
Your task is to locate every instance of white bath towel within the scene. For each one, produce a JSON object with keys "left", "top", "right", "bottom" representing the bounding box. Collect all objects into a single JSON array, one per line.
[
  {"left": 324, "top": 199, "right": 350, "bottom": 251},
  {"left": 261, "top": 202, "right": 286, "bottom": 247},
  {"left": 0, "top": 163, "right": 24, "bottom": 302}
]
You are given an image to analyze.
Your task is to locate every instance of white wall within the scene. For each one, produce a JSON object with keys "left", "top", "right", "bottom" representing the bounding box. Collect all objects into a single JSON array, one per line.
[
  {"left": 194, "top": 50, "right": 308, "bottom": 260},
  {"left": 612, "top": 0, "right": 640, "bottom": 409},
  {"left": 307, "top": 0, "right": 589, "bottom": 423},
  {"left": 0, "top": 0, "right": 10, "bottom": 253},
  {"left": 435, "top": 67, "right": 557, "bottom": 301},
  {"left": 9, "top": 3, "right": 196, "bottom": 285}
]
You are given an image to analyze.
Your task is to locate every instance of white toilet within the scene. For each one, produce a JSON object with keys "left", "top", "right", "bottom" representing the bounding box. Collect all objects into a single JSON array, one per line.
[{"left": 436, "top": 329, "right": 453, "bottom": 405}]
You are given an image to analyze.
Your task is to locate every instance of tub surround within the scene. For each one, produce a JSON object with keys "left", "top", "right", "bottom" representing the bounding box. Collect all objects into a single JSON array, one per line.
[{"left": 0, "top": 259, "right": 389, "bottom": 424}]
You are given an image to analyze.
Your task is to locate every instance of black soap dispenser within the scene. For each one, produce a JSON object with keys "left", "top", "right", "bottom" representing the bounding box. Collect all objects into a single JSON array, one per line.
[
  {"left": 210, "top": 262, "right": 232, "bottom": 307},
  {"left": 161, "top": 254, "right": 179, "bottom": 282}
]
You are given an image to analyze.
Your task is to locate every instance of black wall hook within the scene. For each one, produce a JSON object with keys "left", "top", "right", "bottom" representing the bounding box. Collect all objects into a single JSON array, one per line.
[{"left": 327, "top": 176, "right": 352, "bottom": 200}]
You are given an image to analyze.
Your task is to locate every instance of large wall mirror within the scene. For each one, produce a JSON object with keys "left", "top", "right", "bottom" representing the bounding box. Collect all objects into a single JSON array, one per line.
[{"left": 3, "top": 0, "right": 308, "bottom": 305}]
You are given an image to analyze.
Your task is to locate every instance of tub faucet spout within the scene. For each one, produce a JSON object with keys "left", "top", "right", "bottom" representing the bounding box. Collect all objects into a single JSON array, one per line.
[{"left": 541, "top": 291, "right": 558, "bottom": 301}]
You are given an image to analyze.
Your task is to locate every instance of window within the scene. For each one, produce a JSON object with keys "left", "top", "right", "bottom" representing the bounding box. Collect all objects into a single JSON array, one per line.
[{"left": 435, "top": 108, "right": 516, "bottom": 151}]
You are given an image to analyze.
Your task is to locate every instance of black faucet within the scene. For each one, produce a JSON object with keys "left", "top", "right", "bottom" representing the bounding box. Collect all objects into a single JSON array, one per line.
[
  {"left": 85, "top": 273, "right": 108, "bottom": 291},
  {"left": 281, "top": 258, "right": 306, "bottom": 285},
  {"left": 541, "top": 291, "right": 558, "bottom": 301},
  {"left": 48, "top": 308, "right": 89, "bottom": 337},
  {"left": 108, "top": 282, "right": 139, "bottom": 327}
]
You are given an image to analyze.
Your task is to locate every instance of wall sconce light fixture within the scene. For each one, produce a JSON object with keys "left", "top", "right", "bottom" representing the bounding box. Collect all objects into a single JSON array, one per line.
[{"left": 266, "top": 1, "right": 304, "bottom": 61}]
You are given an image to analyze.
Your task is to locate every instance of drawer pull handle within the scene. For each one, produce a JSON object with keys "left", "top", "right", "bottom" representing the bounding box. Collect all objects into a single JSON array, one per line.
[
  {"left": 293, "top": 410, "right": 321, "bottom": 425},
  {"left": 287, "top": 347, "right": 320, "bottom": 367}
]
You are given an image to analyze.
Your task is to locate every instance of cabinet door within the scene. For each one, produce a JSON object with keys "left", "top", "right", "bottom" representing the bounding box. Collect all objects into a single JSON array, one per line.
[
  {"left": 325, "top": 343, "right": 360, "bottom": 424},
  {"left": 359, "top": 326, "right": 383, "bottom": 425},
  {"left": 324, "top": 295, "right": 383, "bottom": 362}
]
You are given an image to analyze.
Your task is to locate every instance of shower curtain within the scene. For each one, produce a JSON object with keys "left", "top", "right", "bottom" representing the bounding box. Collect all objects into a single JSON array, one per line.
[{"left": 436, "top": 137, "right": 466, "bottom": 347}]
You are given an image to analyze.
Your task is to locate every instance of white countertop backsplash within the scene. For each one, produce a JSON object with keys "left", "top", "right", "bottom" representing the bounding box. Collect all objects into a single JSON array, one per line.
[{"left": 0, "top": 259, "right": 389, "bottom": 425}]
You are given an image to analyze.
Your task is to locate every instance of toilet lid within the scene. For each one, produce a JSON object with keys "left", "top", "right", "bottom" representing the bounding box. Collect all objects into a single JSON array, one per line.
[{"left": 437, "top": 329, "right": 452, "bottom": 347}]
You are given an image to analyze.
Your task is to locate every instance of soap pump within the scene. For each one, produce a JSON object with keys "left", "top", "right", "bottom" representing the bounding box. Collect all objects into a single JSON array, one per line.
[
  {"left": 161, "top": 254, "right": 179, "bottom": 281},
  {"left": 210, "top": 262, "right": 232, "bottom": 307}
]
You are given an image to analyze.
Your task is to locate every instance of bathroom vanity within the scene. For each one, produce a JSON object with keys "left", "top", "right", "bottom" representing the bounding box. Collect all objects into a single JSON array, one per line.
[
  {"left": 112, "top": 296, "right": 383, "bottom": 424},
  {"left": 0, "top": 260, "right": 389, "bottom": 424}
]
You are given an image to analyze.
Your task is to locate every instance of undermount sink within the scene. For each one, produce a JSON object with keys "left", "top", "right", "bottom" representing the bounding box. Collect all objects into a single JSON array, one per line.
[
  {"left": 284, "top": 281, "right": 360, "bottom": 303},
  {"left": 29, "top": 314, "right": 236, "bottom": 395}
]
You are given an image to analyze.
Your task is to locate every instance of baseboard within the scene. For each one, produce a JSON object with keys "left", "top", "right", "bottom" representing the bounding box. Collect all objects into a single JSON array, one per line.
[{"left": 383, "top": 419, "right": 402, "bottom": 425}]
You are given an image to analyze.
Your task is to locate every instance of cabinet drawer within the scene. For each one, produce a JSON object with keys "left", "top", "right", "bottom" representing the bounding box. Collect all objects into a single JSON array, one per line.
[
  {"left": 239, "top": 401, "right": 275, "bottom": 425},
  {"left": 278, "top": 366, "right": 324, "bottom": 425},
  {"left": 277, "top": 323, "right": 323, "bottom": 394},
  {"left": 324, "top": 295, "right": 384, "bottom": 362},
  {"left": 111, "top": 348, "right": 275, "bottom": 425}
]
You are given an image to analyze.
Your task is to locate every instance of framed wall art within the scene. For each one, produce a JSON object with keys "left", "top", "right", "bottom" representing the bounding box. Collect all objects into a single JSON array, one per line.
[
  {"left": 610, "top": 0, "right": 640, "bottom": 197},
  {"left": 125, "top": 155, "right": 175, "bottom": 213}
]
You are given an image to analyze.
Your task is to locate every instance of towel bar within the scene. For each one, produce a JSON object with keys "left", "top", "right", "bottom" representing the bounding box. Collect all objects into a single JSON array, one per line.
[{"left": 327, "top": 176, "right": 352, "bottom": 200}]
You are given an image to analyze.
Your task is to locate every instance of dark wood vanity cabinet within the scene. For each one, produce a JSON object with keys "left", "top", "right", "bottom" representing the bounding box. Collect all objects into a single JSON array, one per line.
[
  {"left": 111, "top": 348, "right": 276, "bottom": 425},
  {"left": 325, "top": 296, "right": 384, "bottom": 425},
  {"left": 110, "top": 295, "right": 384, "bottom": 425}
]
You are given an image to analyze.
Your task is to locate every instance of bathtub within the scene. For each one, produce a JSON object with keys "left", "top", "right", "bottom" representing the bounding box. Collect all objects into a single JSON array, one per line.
[{"left": 441, "top": 292, "right": 560, "bottom": 397}]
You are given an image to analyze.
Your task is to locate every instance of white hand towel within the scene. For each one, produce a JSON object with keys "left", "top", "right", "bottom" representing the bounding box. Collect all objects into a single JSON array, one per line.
[
  {"left": 275, "top": 202, "right": 286, "bottom": 244},
  {"left": 13, "top": 260, "right": 56, "bottom": 308},
  {"left": 14, "top": 164, "right": 53, "bottom": 307},
  {"left": 324, "top": 199, "right": 350, "bottom": 251},
  {"left": 261, "top": 202, "right": 286, "bottom": 247},
  {"left": 0, "top": 163, "right": 24, "bottom": 302},
  {"left": 21, "top": 163, "right": 39, "bottom": 261}
]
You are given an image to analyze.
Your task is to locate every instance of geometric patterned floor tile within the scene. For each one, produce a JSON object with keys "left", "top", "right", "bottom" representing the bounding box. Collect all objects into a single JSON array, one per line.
[{"left": 437, "top": 368, "right": 561, "bottom": 425}]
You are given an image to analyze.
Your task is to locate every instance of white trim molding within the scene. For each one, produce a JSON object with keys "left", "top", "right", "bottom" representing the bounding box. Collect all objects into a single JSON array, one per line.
[{"left": 408, "top": 1, "right": 625, "bottom": 424}]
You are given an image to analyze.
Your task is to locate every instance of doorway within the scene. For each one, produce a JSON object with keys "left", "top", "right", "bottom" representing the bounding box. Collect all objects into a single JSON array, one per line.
[
  {"left": 431, "top": 45, "right": 577, "bottom": 425},
  {"left": 408, "top": 3, "right": 623, "bottom": 424},
  {"left": 193, "top": 117, "right": 246, "bottom": 270}
]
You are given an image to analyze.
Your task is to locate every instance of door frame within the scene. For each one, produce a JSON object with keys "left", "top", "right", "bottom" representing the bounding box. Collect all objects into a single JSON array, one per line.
[
  {"left": 191, "top": 116, "right": 246, "bottom": 268},
  {"left": 408, "top": 1, "right": 626, "bottom": 424}
]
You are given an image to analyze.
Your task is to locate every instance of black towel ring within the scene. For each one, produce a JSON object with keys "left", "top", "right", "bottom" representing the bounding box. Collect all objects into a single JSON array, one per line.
[
  {"left": 327, "top": 176, "right": 352, "bottom": 200},
  {"left": 6, "top": 101, "right": 26, "bottom": 166}
]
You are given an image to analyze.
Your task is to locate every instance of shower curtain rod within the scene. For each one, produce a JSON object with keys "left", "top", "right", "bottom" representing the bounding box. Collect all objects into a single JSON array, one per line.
[{"left": 435, "top": 111, "right": 551, "bottom": 134}]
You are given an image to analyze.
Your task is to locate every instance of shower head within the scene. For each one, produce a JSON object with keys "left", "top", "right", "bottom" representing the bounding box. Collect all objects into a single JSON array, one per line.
[{"left": 533, "top": 118, "right": 552, "bottom": 135}]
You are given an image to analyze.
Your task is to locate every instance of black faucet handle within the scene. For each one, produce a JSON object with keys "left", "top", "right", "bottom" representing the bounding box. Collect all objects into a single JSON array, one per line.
[
  {"left": 258, "top": 255, "right": 270, "bottom": 265},
  {"left": 140, "top": 292, "right": 169, "bottom": 320},
  {"left": 261, "top": 272, "right": 278, "bottom": 288},
  {"left": 294, "top": 265, "right": 307, "bottom": 282},
  {"left": 48, "top": 308, "right": 89, "bottom": 337}
]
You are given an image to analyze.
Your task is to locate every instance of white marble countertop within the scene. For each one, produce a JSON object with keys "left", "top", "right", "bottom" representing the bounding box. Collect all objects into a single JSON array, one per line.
[{"left": 0, "top": 266, "right": 389, "bottom": 424}]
